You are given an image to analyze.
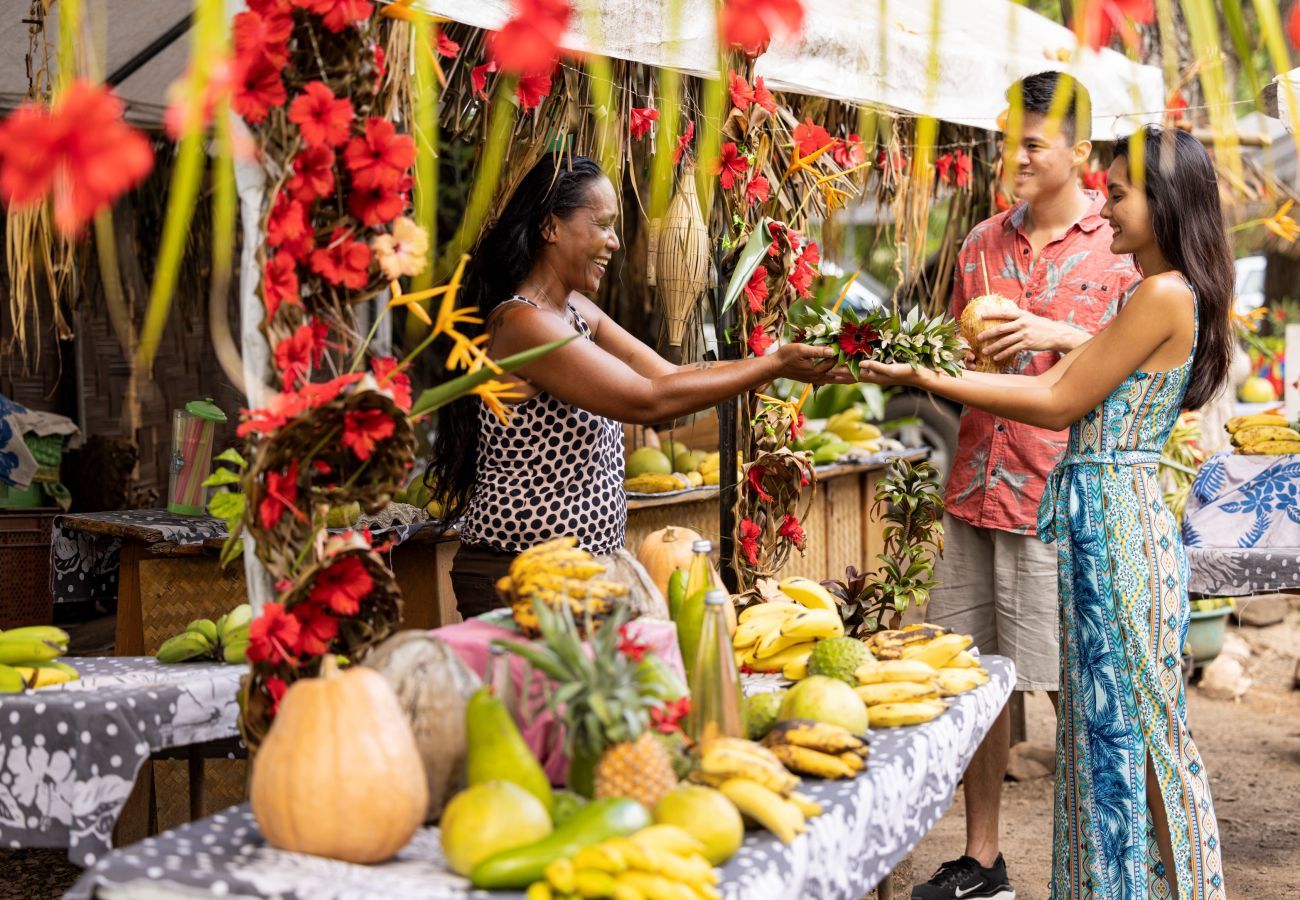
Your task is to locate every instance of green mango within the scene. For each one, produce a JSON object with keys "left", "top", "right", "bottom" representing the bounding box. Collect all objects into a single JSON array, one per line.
[
  {"left": 667, "top": 567, "right": 688, "bottom": 620},
  {"left": 812, "top": 440, "right": 852, "bottom": 465},
  {"left": 469, "top": 798, "right": 652, "bottom": 889},
  {"left": 466, "top": 687, "right": 554, "bottom": 815}
]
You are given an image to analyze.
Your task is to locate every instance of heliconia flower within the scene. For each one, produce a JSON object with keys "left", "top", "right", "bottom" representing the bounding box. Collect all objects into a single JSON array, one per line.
[
  {"left": 745, "top": 174, "right": 771, "bottom": 207},
  {"left": 719, "top": 0, "right": 804, "bottom": 57},
  {"left": 793, "top": 119, "right": 833, "bottom": 158},
  {"left": 0, "top": 80, "right": 154, "bottom": 236},
  {"left": 436, "top": 30, "right": 461, "bottom": 59},
  {"left": 728, "top": 70, "right": 755, "bottom": 111},
  {"left": 489, "top": 0, "right": 571, "bottom": 74},
  {"left": 308, "top": 555, "right": 375, "bottom": 616},
  {"left": 516, "top": 70, "right": 554, "bottom": 110},
  {"left": 247, "top": 603, "right": 301, "bottom": 665},
  {"left": 343, "top": 118, "right": 416, "bottom": 191},
  {"left": 738, "top": 518, "right": 762, "bottom": 565},
  {"left": 673, "top": 120, "right": 695, "bottom": 165},
  {"left": 286, "top": 145, "right": 336, "bottom": 202},
  {"left": 262, "top": 251, "right": 301, "bottom": 319},
  {"left": 714, "top": 142, "right": 750, "bottom": 190},
  {"left": 289, "top": 81, "right": 355, "bottom": 148},
  {"left": 342, "top": 407, "right": 397, "bottom": 461},
  {"left": 748, "top": 326, "right": 773, "bottom": 357},
  {"left": 372, "top": 217, "right": 430, "bottom": 280},
  {"left": 743, "top": 266, "right": 769, "bottom": 313},
  {"left": 629, "top": 106, "right": 659, "bottom": 139}
]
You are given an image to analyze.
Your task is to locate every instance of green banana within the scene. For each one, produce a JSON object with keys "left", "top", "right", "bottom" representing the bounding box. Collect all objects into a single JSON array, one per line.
[
  {"left": 156, "top": 632, "right": 214, "bottom": 664},
  {"left": 187, "top": 618, "right": 219, "bottom": 646},
  {"left": 0, "top": 664, "right": 28, "bottom": 692},
  {"left": 222, "top": 604, "right": 253, "bottom": 636},
  {"left": 0, "top": 637, "right": 64, "bottom": 665},
  {"left": 214, "top": 613, "right": 229, "bottom": 641},
  {"left": 222, "top": 638, "right": 249, "bottom": 665},
  {"left": 0, "top": 626, "right": 70, "bottom": 647}
]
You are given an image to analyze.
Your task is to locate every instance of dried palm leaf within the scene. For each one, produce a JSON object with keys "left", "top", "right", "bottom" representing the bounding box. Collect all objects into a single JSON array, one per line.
[{"left": 655, "top": 170, "right": 711, "bottom": 358}]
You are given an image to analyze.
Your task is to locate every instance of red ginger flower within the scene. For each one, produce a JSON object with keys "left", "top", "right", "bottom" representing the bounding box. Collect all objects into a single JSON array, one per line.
[
  {"left": 778, "top": 514, "right": 806, "bottom": 550},
  {"left": 258, "top": 460, "right": 303, "bottom": 531},
  {"left": 738, "top": 518, "right": 762, "bottom": 565},
  {"left": 371, "top": 356, "right": 413, "bottom": 412},
  {"left": 745, "top": 174, "right": 770, "bottom": 207},
  {"left": 232, "top": 9, "right": 293, "bottom": 67},
  {"left": 344, "top": 118, "right": 416, "bottom": 191},
  {"left": 289, "top": 82, "right": 355, "bottom": 148},
  {"left": 714, "top": 142, "right": 750, "bottom": 190},
  {"left": 310, "top": 228, "right": 372, "bottom": 290},
  {"left": 287, "top": 145, "right": 335, "bottom": 202},
  {"left": 743, "top": 266, "right": 769, "bottom": 313},
  {"left": 490, "top": 0, "right": 571, "bottom": 74},
  {"left": 630, "top": 106, "right": 658, "bottom": 139},
  {"left": 263, "top": 251, "right": 300, "bottom": 319},
  {"left": 309, "top": 555, "right": 374, "bottom": 616},
  {"left": 247, "top": 603, "right": 301, "bottom": 665},
  {"left": 0, "top": 80, "right": 153, "bottom": 236},
  {"left": 342, "top": 407, "right": 397, "bottom": 461},
  {"left": 232, "top": 53, "right": 286, "bottom": 124}
]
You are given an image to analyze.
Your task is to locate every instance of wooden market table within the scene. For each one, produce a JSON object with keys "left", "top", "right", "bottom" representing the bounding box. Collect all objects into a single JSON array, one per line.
[{"left": 66, "top": 656, "right": 1016, "bottom": 900}]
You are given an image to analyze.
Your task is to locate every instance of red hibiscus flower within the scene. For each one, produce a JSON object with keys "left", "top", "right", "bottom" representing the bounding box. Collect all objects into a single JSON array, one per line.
[
  {"left": 793, "top": 118, "right": 833, "bottom": 157},
  {"left": 745, "top": 174, "right": 771, "bottom": 207},
  {"left": 1290, "top": 2, "right": 1300, "bottom": 50},
  {"left": 617, "top": 624, "right": 650, "bottom": 663},
  {"left": 1166, "top": 89, "right": 1187, "bottom": 124},
  {"left": 264, "top": 675, "right": 288, "bottom": 715},
  {"left": 1080, "top": 164, "right": 1107, "bottom": 197},
  {"left": 490, "top": 0, "right": 571, "bottom": 74},
  {"left": 0, "top": 80, "right": 154, "bottom": 236},
  {"left": 832, "top": 133, "right": 865, "bottom": 168},
  {"left": 673, "top": 119, "right": 695, "bottom": 165},
  {"left": 370, "top": 356, "right": 413, "bottom": 412},
  {"left": 876, "top": 149, "right": 908, "bottom": 175},
  {"left": 728, "top": 70, "right": 755, "bottom": 111},
  {"left": 247, "top": 603, "right": 301, "bottom": 665},
  {"left": 789, "top": 241, "right": 819, "bottom": 297},
  {"left": 1070, "top": 0, "right": 1153, "bottom": 51},
  {"left": 748, "top": 326, "right": 773, "bottom": 357},
  {"left": 837, "top": 321, "right": 878, "bottom": 357},
  {"left": 720, "top": 0, "right": 804, "bottom": 56},
  {"left": 936, "top": 149, "right": 972, "bottom": 188},
  {"left": 629, "top": 106, "right": 659, "bottom": 139},
  {"left": 743, "top": 266, "right": 769, "bottom": 313},
  {"left": 274, "top": 324, "right": 322, "bottom": 386},
  {"left": 516, "top": 70, "right": 554, "bottom": 110},
  {"left": 263, "top": 250, "right": 300, "bottom": 319},
  {"left": 266, "top": 192, "right": 308, "bottom": 249},
  {"left": 651, "top": 696, "right": 691, "bottom": 734},
  {"left": 714, "top": 142, "right": 749, "bottom": 190},
  {"left": 778, "top": 513, "right": 806, "bottom": 549},
  {"left": 372, "top": 43, "right": 388, "bottom": 80},
  {"left": 790, "top": 410, "right": 805, "bottom": 441},
  {"left": 286, "top": 145, "right": 335, "bottom": 202},
  {"left": 258, "top": 460, "right": 303, "bottom": 530},
  {"left": 232, "top": 9, "right": 293, "bottom": 68},
  {"left": 349, "top": 183, "right": 406, "bottom": 226},
  {"left": 232, "top": 53, "right": 286, "bottom": 124},
  {"left": 292, "top": 603, "right": 341, "bottom": 657},
  {"left": 344, "top": 118, "right": 416, "bottom": 190},
  {"left": 747, "top": 464, "right": 772, "bottom": 501},
  {"left": 289, "top": 82, "right": 355, "bottom": 148},
  {"left": 437, "top": 30, "right": 461, "bottom": 59},
  {"left": 297, "top": 0, "right": 374, "bottom": 33},
  {"left": 738, "top": 518, "right": 762, "bottom": 565},
  {"left": 753, "top": 76, "right": 776, "bottom": 113},
  {"left": 342, "top": 407, "right": 396, "bottom": 460},
  {"left": 310, "top": 227, "right": 373, "bottom": 290},
  {"left": 309, "top": 555, "right": 374, "bottom": 616},
  {"left": 471, "top": 60, "right": 498, "bottom": 99}
]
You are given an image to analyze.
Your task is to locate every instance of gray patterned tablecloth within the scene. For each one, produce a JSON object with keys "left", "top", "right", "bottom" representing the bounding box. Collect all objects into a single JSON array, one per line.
[
  {"left": 0, "top": 657, "right": 242, "bottom": 867},
  {"left": 68, "top": 658, "right": 1015, "bottom": 900},
  {"left": 1187, "top": 546, "right": 1300, "bottom": 597}
]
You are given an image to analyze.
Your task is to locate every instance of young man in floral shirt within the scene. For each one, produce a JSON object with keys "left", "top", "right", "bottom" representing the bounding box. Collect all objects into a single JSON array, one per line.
[{"left": 912, "top": 72, "right": 1139, "bottom": 900}]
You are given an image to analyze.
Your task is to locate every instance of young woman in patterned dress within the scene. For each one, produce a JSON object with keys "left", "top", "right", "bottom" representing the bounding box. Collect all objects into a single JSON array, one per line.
[
  {"left": 427, "top": 154, "right": 854, "bottom": 616},
  {"left": 861, "top": 127, "right": 1231, "bottom": 899}
]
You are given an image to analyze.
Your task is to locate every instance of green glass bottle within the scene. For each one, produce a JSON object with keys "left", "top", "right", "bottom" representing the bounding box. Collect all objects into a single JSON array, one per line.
[{"left": 684, "top": 590, "right": 744, "bottom": 742}]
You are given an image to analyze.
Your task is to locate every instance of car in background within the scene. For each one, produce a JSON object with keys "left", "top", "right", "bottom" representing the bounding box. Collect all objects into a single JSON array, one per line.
[{"left": 1234, "top": 255, "right": 1266, "bottom": 316}]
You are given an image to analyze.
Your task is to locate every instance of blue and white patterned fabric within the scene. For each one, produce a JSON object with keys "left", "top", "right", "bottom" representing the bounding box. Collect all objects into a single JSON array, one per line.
[
  {"left": 1182, "top": 451, "right": 1300, "bottom": 549},
  {"left": 0, "top": 393, "right": 38, "bottom": 489}
]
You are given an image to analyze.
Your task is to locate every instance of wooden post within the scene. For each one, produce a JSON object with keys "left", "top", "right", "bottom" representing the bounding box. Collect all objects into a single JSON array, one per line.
[{"left": 1008, "top": 691, "right": 1027, "bottom": 746}]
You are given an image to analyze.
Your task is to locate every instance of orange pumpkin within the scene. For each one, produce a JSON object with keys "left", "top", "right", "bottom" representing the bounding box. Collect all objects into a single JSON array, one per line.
[
  {"left": 250, "top": 655, "right": 428, "bottom": 863},
  {"left": 637, "top": 526, "right": 712, "bottom": 602}
]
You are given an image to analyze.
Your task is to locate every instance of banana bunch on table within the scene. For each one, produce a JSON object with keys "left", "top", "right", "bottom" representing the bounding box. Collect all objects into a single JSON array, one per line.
[
  {"left": 688, "top": 737, "right": 823, "bottom": 844},
  {"left": 732, "top": 584, "right": 844, "bottom": 677},
  {"left": 0, "top": 626, "right": 79, "bottom": 691},
  {"left": 1226, "top": 414, "right": 1300, "bottom": 455},
  {"left": 855, "top": 627, "right": 989, "bottom": 726},
  {"left": 156, "top": 604, "right": 252, "bottom": 664},
  {"left": 526, "top": 825, "right": 720, "bottom": 900},
  {"left": 495, "top": 537, "right": 629, "bottom": 638},
  {"left": 762, "top": 719, "right": 868, "bottom": 780}
]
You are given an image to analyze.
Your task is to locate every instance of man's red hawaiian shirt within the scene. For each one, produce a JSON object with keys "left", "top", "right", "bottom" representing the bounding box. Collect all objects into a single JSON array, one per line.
[{"left": 945, "top": 192, "right": 1139, "bottom": 534}]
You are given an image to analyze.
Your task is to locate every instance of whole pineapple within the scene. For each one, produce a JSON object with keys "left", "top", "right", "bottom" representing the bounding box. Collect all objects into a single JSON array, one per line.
[{"left": 496, "top": 600, "right": 679, "bottom": 811}]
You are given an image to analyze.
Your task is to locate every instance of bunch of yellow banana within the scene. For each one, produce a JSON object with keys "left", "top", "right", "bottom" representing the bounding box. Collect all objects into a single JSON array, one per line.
[
  {"left": 688, "top": 737, "right": 822, "bottom": 844},
  {"left": 526, "top": 825, "right": 720, "bottom": 900},
  {"left": 854, "top": 645, "right": 989, "bottom": 725},
  {"left": 625, "top": 472, "right": 700, "bottom": 493},
  {"left": 867, "top": 627, "right": 971, "bottom": 669},
  {"left": 0, "top": 626, "right": 79, "bottom": 691},
  {"left": 825, "top": 409, "right": 882, "bottom": 443},
  {"left": 498, "top": 538, "right": 629, "bottom": 638},
  {"left": 1226, "top": 415, "right": 1300, "bottom": 455},
  {"left": 732, "top": 600, "right": 843, "bottom": 677},
  {"left": 762, "top": 719, "right": 868, "bottom": 780},
  {"left": 696, "top": 452, "right": 742, "bottom": 487}
]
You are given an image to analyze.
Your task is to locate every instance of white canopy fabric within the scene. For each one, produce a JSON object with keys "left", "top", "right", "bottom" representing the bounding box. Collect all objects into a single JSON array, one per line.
[{"left": 418, "top": 0, "right": 1165, "bottom": 140}]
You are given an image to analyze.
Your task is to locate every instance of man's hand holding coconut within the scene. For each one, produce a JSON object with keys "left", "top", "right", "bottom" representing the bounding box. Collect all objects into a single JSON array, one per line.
[{"left": 961, "top": 295, "right": 1085, "bottom": 372}]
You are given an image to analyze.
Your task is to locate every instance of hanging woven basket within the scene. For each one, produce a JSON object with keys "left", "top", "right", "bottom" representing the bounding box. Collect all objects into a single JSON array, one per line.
[{"left": 655, "top": 170, "right": 711, "bottom": 358}]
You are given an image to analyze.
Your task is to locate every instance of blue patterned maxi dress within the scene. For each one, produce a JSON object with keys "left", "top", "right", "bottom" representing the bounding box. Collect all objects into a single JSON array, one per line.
[{"left": 1036, "top": 287, "right": 1225, "bottom": 899}]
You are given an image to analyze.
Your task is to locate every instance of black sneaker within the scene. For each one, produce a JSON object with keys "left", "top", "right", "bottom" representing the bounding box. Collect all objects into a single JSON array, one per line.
[{"left": 911, "top": 854, "right": 1015, "bottom": 900}]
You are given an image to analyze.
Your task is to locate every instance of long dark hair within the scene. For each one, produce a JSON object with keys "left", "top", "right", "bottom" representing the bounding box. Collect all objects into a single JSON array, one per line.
[
  {"left": 424, "top": 153, "right": 607, "bottom": 529},
  {"left": 1114, "top": 127, "right": 1233, "bottom": 410}
]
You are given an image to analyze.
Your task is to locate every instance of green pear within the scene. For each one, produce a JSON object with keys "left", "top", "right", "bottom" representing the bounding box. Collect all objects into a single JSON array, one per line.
[{"left": 466, "top": 686, "right": 554, "bottom": 815}]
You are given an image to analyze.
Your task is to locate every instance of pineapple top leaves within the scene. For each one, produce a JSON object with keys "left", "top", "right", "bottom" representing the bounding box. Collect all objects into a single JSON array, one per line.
[
  {"left": 786, "top": 298, "right": 967, "bottom": 380},
  {"left": 494, "top": 600, "right": 664, "bottom": 762}
]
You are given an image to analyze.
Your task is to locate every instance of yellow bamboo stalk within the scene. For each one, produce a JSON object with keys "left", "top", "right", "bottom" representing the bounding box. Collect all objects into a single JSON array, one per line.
[{"left": 411, "top": 17, "right": 440, "bottom": 293}]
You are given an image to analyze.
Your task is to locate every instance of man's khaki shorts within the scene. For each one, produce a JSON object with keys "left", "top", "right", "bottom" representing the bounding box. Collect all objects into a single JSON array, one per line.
[{"left": 923, "top": 513, "right": 1060, "bottom": 692}]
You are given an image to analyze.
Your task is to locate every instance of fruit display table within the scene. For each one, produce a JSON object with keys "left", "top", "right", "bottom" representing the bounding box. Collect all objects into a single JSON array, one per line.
[
  {"left": 0, "top": 657, "right": 242, "bottom": 867},
  {"left": 66, "top": 657, "right": 1014, "bottom": 900}
]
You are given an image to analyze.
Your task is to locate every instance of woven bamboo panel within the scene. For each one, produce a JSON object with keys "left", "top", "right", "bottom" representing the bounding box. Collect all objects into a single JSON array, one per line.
[
  {"left": 138, "top": 557, "right": 247, "bottom": 655},
  {"left": 153, "top": 759, "right": 248, "bottom": 832},
  {"left": 821, "top": 473, "right": 865, "bottom": 579}
]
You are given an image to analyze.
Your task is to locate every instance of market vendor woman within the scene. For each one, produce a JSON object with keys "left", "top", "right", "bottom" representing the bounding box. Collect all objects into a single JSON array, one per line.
[{"left": 427, "top": 154, "right": 849, "bottom": 617}]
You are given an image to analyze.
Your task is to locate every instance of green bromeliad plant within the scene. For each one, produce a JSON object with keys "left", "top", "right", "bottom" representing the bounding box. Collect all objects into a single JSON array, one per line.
[{"left": 785, "top": 299, "right": 967, "bottom": 381}]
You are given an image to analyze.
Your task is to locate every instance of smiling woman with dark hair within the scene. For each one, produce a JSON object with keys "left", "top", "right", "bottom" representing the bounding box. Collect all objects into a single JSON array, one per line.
[
  {"left": 863, "top": 126, "right": 1229, "bottom": 900},
  {"left": 426, "top": 153, "right": 852, "bottom": 617}
]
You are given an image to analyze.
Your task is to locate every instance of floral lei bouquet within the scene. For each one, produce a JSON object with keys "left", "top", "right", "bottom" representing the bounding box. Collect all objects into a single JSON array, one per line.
[{"left": 785, "top": 298, "right": 968, "bottom": 381}]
